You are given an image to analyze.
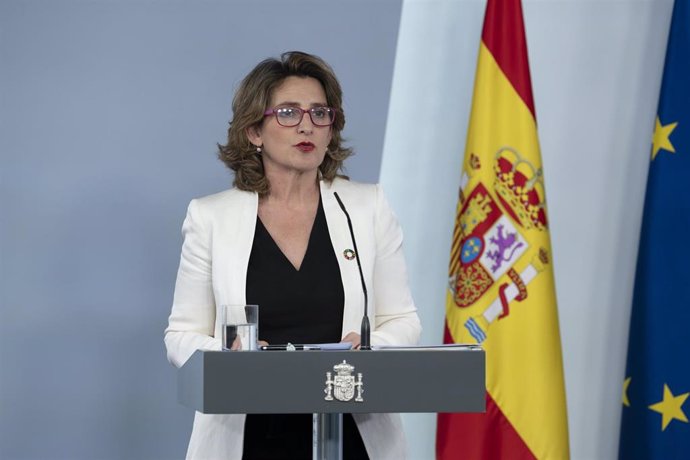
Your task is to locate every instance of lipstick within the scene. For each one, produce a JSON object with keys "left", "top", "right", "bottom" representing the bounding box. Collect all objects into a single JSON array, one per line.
[{"left": 295, "top": 142, "right": 315, "bottom": 152}]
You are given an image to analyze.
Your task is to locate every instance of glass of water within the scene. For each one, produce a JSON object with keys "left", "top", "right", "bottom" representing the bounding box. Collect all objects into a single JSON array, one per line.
[{"left": 221, "top": 304, "right": 258, "bottom": 351}]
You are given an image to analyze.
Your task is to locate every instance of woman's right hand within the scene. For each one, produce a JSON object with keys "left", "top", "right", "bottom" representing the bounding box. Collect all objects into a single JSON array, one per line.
[{"left": 341, "top": 332, "right": 361, "bottom": 350}]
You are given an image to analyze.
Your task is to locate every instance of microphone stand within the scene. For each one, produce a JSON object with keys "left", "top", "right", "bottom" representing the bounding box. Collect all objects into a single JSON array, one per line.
[{"left": 333, "top": 192, "right": 371, "bottom": 350}]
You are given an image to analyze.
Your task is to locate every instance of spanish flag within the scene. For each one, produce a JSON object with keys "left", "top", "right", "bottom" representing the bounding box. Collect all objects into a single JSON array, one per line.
[{"left": 436, "top": 1, "right": 569, "bottom": 459}]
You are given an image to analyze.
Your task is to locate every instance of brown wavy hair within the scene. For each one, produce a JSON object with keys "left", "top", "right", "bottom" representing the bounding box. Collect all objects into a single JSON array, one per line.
[{"left": 218, "top": 51, "right": 352, "bottom": 195}]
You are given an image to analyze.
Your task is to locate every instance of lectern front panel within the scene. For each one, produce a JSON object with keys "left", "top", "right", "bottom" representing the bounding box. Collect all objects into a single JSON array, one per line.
[{"left": 178, "top": 349, "right": 485, "bottom": 414}]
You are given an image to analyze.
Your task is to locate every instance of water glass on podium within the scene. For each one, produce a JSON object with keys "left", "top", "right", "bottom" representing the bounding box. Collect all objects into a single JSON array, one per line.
[{"left": 221, "top": 304, "right": 258, "bottom": 351}]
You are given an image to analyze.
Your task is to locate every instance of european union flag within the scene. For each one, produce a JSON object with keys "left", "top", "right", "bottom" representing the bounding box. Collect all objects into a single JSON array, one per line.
[{"left": 619, "top": 1, "right": 690, "bottom": 458}]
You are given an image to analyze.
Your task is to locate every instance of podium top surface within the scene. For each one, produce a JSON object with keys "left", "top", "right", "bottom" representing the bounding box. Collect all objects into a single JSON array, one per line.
[{"left": 178, "top": 348, "right": 485, "bottom": 414}]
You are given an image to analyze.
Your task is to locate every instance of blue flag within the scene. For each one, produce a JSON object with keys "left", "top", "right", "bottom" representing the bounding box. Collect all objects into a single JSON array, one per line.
[{"left": 619, "top": 1, "right": 690, "bottom": 458}]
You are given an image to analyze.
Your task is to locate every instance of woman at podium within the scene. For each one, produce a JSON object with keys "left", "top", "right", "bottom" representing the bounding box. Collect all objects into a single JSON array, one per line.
[{"left": 164, "top": 51, "right": 421, "bottom": 460}]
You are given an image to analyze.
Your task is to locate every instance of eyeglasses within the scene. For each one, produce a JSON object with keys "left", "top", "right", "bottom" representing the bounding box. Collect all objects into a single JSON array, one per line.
[{"left": 263, "top": 106, "right": 337, "bottom": 127}]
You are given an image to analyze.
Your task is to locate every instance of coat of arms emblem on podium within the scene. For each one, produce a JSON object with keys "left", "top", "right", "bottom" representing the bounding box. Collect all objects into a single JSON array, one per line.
[{"left": 324, "top": 360, "right": 364, "bottom": 402}]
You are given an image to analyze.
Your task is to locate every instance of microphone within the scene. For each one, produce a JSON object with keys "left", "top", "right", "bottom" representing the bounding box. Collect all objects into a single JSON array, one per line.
[{"left": 333, "top": 192, "right": 371, "bottom": 350}]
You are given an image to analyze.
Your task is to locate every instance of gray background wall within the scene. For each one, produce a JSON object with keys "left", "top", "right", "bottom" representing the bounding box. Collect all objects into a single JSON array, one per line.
[{"left": 0, "top": 1, "right": 401, "bottom": 458}]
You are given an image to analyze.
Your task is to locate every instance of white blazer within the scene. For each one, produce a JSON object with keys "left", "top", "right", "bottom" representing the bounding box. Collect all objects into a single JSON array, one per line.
[{"left": 165, "top": 177, "right": 422, "bottom": 459}]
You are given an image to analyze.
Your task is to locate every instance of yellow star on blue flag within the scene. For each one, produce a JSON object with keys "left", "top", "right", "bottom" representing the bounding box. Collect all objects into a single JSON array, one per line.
[
  {"left": 651, "top": 117, "right": 678, "bottom": 160},
  {"left": 648, "top": 384, "right": 689, "bottom": 431}
]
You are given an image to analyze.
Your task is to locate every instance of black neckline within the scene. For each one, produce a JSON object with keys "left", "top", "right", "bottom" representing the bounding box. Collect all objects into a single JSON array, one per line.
[{"left": 255, "top": 195, "right": 323, "bottom": 273}]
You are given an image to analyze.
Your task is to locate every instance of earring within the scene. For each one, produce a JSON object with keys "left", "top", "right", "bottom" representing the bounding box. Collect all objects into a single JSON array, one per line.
[{"left": 256, "top": 146, "right": 262, "bottom": 154}]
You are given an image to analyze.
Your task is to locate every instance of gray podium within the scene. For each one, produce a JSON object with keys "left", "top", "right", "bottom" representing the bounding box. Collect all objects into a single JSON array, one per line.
[{"left": 178, "top": 348, "right": 485, "bottom": 459}]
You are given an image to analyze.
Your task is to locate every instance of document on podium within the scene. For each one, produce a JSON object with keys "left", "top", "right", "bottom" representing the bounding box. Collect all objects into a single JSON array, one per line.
[
  {"left": 312, "top": 342, "right": 353, "bottom": 350},
  {"left": 260, "top": 342, "right": 353, "bottom": 351},
  {"left": 371, "top": 343, "right": 483, "bottom": 351}
]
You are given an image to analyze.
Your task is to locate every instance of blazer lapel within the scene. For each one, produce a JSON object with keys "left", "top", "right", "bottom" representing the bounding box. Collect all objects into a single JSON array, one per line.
[
  {"left": 320, "top": 179, "right": 365, "bottom": 338},
  {"left": 213, "top": 189, "right": 258, "bottom": 307}
]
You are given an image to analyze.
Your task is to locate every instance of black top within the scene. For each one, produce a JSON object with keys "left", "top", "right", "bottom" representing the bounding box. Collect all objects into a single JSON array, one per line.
[
  {"left": 243, "top": 197, "right": 368, "bottom": 460},
  {"left": 246, "top": 196, "right": 344, "bottom": 344}
]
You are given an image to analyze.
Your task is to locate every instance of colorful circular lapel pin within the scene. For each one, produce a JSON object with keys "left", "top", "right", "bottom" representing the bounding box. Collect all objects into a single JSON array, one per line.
[{"left": 343, "top": 249, "right": 356, "bottom": 260}]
